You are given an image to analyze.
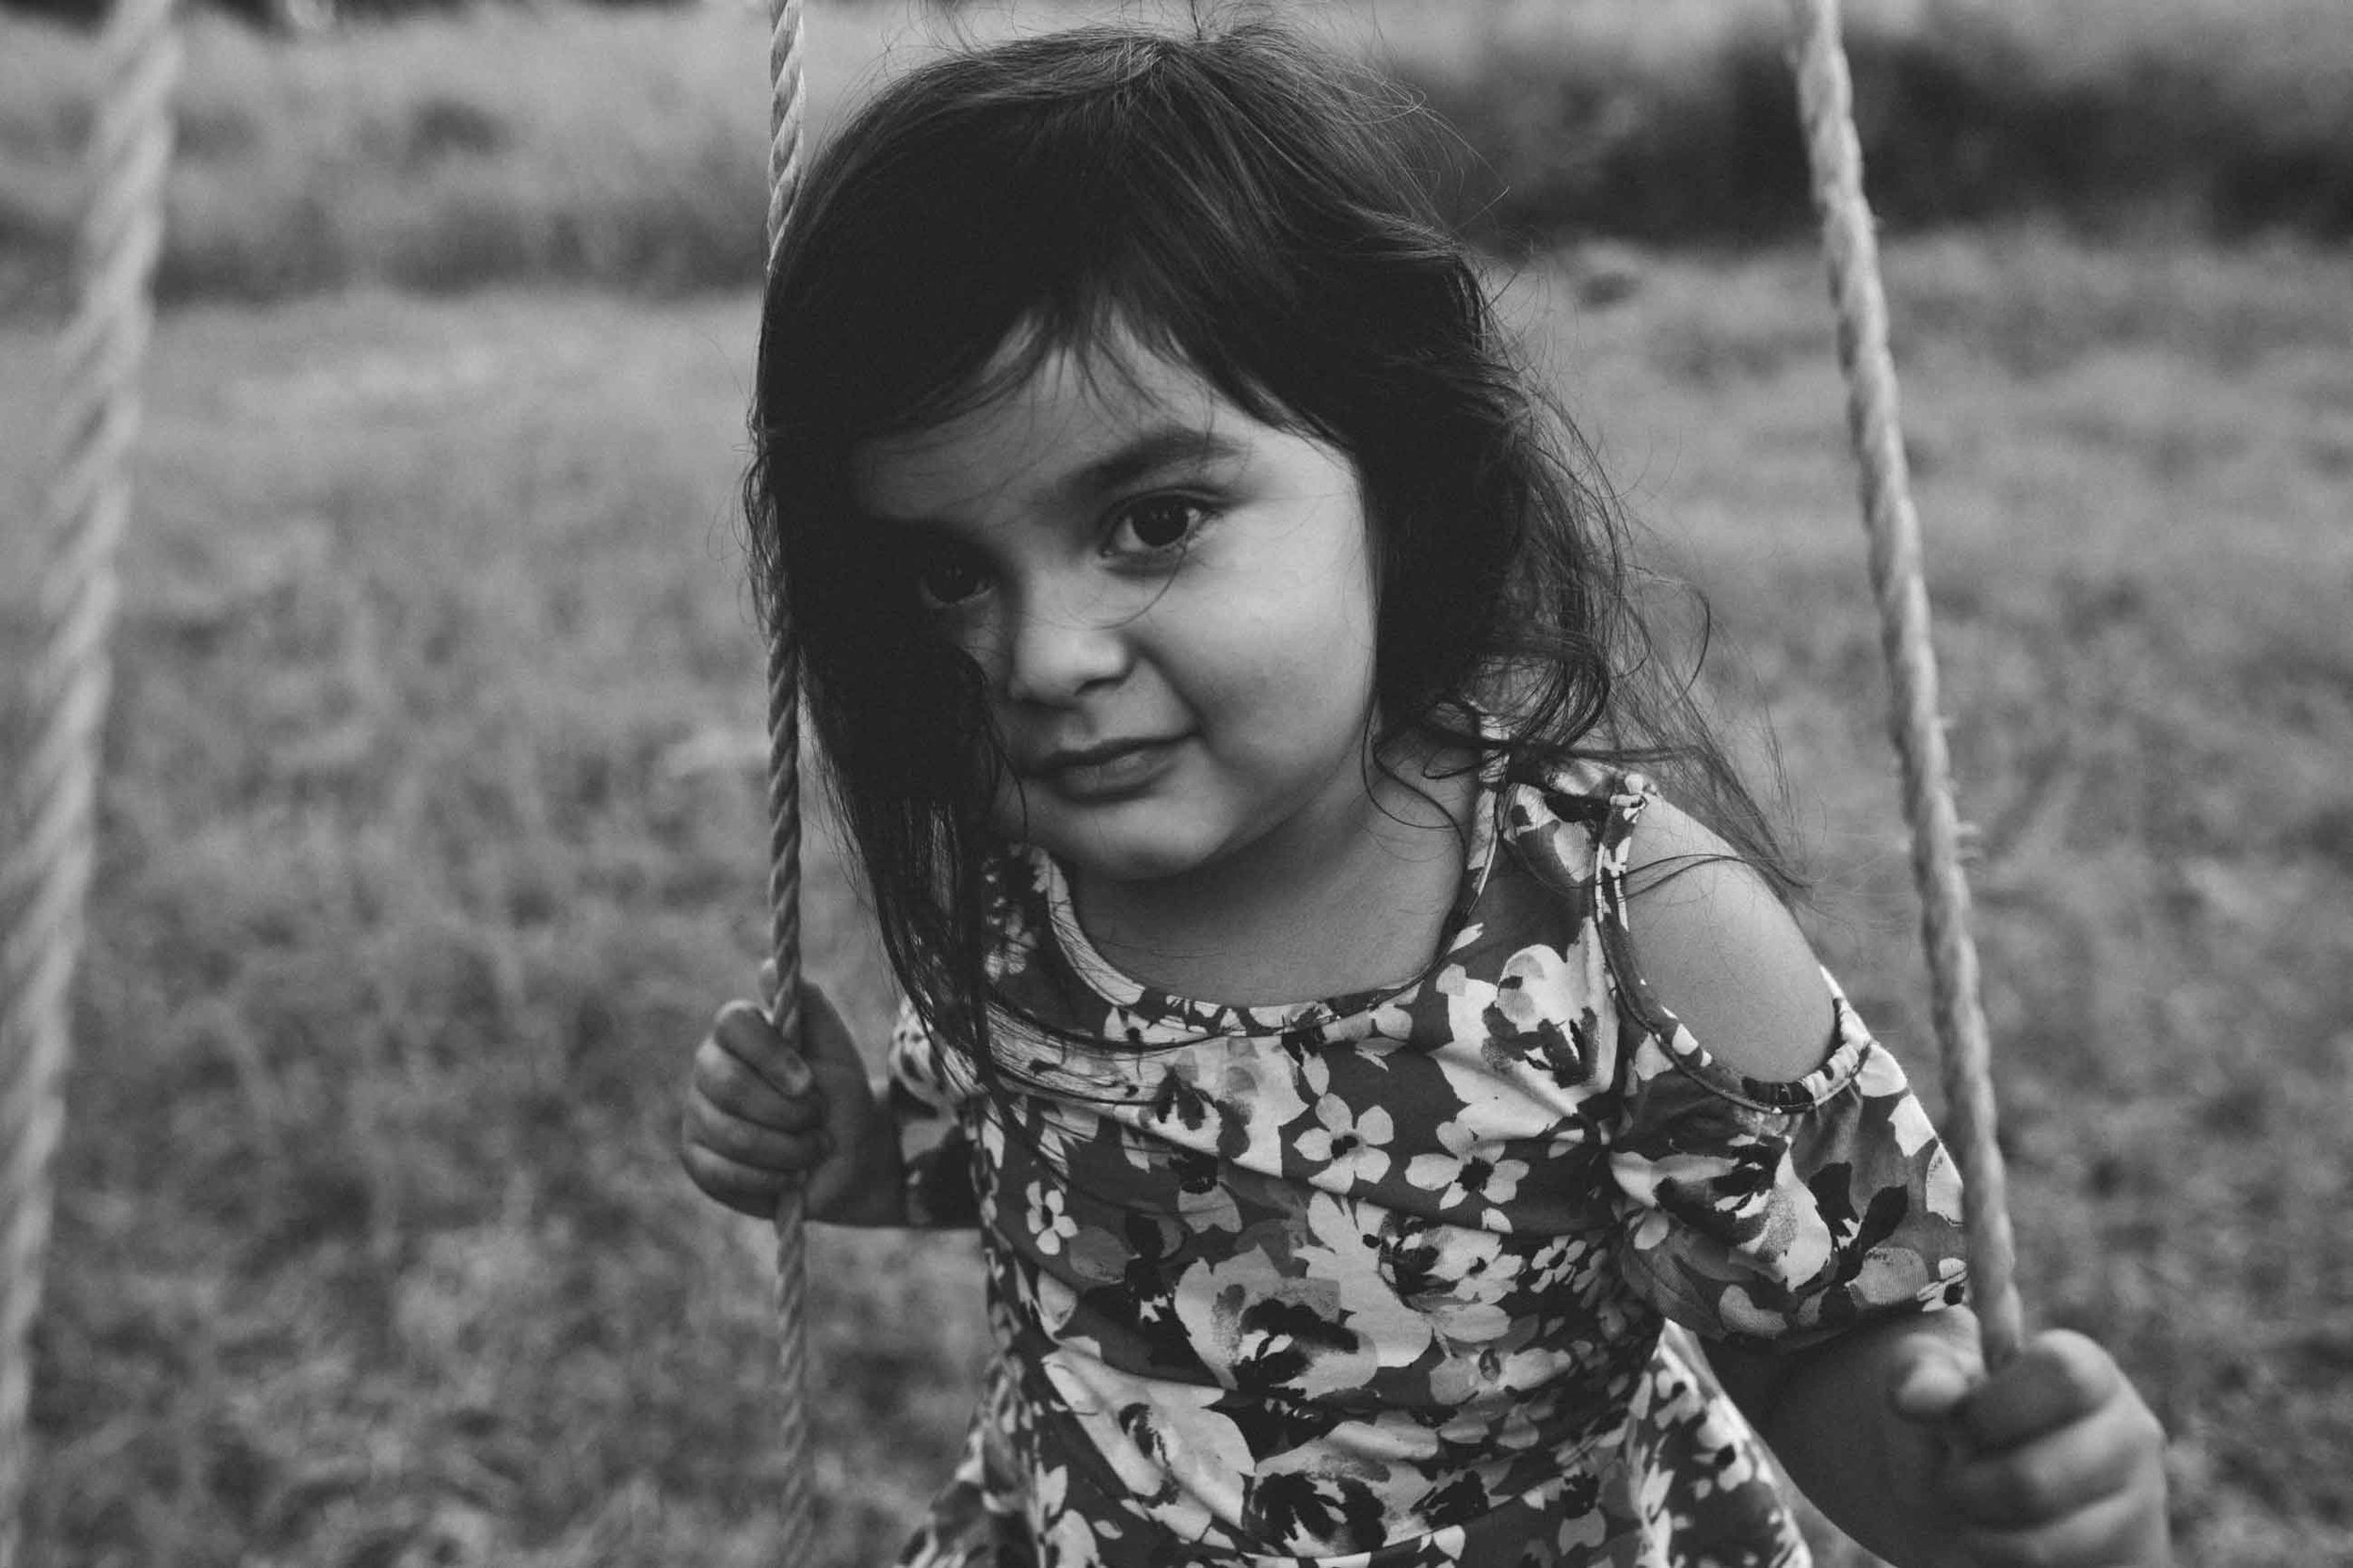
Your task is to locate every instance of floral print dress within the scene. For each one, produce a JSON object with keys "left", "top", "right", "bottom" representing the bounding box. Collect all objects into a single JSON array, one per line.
[{"left": 880, "top": 762, "right": 1970, "bottom": 1568}]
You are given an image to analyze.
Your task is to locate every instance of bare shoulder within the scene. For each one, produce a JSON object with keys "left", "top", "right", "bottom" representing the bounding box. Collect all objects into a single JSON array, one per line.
[{"left": 1621, "top": 793, "right": 1837, "bottom": 1082}]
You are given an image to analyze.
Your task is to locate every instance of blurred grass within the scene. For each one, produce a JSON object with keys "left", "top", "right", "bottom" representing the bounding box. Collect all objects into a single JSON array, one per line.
[
  {"left": 2, "top": 291, "right": 980, "bottom": 1567},
  {"left": 2, "top": 232, "right": 2349, "bottom": 1564},
  {"left": 4, "top": 0, "right": 2353, "bottom": 314},
  {"left": 0, "top": 5, "right": 802, "bottom": 312}
]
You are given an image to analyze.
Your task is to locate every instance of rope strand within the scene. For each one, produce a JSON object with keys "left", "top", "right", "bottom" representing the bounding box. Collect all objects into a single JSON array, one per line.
[
  {"left": 1785, "top": 0, "right": 2025, "bottom": 1369},
  {"left": 0, "top": 0, "right": 180, "bottom": 1558},
  {"left": 760, "top": 0, "right": 813, "bottom": 1558}
]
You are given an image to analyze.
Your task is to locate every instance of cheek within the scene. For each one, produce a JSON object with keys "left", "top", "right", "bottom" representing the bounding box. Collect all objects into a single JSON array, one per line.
[
  {"left": 923, "top": 613, "right": 1025, "bottom": 732},
  {"left": 1285, "top": 536, "right": 1376, "bottom": 661},
  {"left": 934, "top": 605, "right": 1004, "bottom": 685},
  {"left": 1199, "top": 589, "right": 1381, "bottom": 730},
  {"left": 1304, "top": 537, "right": 1383, "bottom": 687},
  {"left": 1316, "top": 505, "right": 1384, "bottom": 646}
]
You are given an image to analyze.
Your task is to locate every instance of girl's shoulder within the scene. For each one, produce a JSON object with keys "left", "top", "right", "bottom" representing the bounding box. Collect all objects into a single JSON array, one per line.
[{"left": 1500, "top": 759, "right": 1837, "bottom": 1086}]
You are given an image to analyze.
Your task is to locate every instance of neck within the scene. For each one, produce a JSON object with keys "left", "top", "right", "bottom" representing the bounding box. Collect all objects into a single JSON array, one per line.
[{"left": 1068, "top": 734, "right": 1479, "bottom": 1006}]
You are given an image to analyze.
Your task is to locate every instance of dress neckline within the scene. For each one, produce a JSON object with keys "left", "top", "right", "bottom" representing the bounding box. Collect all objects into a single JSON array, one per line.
[{"left": 1028, "top": 757, "right": 1509, "bottom": 1032}]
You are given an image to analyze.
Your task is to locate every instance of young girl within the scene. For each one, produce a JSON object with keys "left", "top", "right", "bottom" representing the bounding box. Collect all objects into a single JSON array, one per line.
[{"left": 680, "top": 20, "right": 2171, "bottom": 1568}]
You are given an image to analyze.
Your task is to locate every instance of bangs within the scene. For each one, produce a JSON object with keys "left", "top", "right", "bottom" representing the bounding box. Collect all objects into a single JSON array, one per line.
[
  {"left": 760, "top": 21, "right": 1449, "bottom": 463},
  {"left": 900, "top": 302, "right": 1304, "bottom": 466}
]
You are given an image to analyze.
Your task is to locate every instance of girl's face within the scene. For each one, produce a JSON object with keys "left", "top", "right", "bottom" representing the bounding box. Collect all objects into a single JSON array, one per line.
[{"left": 851, "top": 331, "right": 1385, "bottom": 899}]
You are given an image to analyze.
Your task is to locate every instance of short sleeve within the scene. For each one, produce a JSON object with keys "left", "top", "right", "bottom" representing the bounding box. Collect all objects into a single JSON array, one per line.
[
  {"left": 1604, "top": 979, "right": 1971, "bottom": 1350},
  {"left": 885, "top": 999, "right": 982, "bottom": 1230},
  {"left": 1582, "top": 776, "right": 1972, "bottom": 1350}
]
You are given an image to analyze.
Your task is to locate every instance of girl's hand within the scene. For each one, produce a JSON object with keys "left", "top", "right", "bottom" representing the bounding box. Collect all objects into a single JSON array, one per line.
[
  {"left": 1891, "top": 1328, "right": 2173, "bottom": 1568},
  {"left": 679, "top": 974, "right": 898, "bottom": 1225}
]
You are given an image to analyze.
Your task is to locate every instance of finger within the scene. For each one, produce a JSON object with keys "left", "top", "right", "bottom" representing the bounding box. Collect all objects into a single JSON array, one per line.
[
  {"left": 794, "top": 983, "right": 868, "bottom": 1074},
  {"left": 712, "top": 1000, "right": 814, "bottom": 1097},
  {"left": 680, "top": 1142, "right": 802, "bottom": 1219},
  {"left": 1950, "top": 1474, "right": 2168, "bottom": 1568},
  {"left": 692, "top": 1036, "right": 821, "bottom": 1129},
  {"left": 1890, "top": 1340, "right": 1982, "bottom": 1426},
  {"left": 685, "top": 1096, "right": 832, "bottom": 1170},
  {"left": 1956, "top": 1331, "right": 2124, "bottom": 1453},
  {"left": 1941, "top": 1400, "right": 2153, "bottom": 1527}
]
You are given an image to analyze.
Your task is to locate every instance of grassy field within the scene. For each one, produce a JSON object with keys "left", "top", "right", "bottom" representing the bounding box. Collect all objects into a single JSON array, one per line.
[
  {"left": 2, "top": 231, "right": 2348, "bottom": 1565},
  {"left": 5, "top": 0, "right": 2353, "bottom": 312}
]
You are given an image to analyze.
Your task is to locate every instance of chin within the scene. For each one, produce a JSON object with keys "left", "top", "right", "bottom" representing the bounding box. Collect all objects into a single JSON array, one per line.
[
  {"left": 1055, "top": 840, "right": 1215, "bottom": 887},
  {"left": 1039, "top": 819, "right": 1237, "bottom": 888}
]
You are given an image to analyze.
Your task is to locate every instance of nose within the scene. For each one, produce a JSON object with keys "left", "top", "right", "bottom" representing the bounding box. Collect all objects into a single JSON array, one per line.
[{"left": 999, "top": 576, "right": 1133, "bottom": 707}]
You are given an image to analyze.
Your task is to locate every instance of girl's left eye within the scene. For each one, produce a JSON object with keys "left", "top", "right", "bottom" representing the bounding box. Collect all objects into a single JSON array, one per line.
[{"left": 1110, "top": 498, "right": 1208, "bottom": 556}]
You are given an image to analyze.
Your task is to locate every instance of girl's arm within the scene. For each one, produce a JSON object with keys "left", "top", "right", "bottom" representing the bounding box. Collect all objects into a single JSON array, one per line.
[{"left": 1626, "top": 803, "right": 2170, "bottom": 1565}]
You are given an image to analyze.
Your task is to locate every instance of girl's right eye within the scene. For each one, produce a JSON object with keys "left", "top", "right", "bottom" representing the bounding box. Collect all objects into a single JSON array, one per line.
[{"left": 911, "top": 546, "right": 989, "bottom": 610}]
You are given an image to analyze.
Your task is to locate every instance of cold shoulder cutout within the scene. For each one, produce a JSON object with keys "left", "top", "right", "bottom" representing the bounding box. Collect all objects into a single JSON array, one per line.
[{"left": 1612, "top": 792, "right": 1837, "bottom": 1087}]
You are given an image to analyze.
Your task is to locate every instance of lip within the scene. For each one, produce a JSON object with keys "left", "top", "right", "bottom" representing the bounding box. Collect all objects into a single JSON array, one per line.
[{"left": 1022, "top": 736, "right": 1186, "bottom": 802}]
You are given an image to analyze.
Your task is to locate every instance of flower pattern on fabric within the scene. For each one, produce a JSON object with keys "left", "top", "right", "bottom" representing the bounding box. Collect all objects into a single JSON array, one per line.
[
  {"left": 882, "top": 762, "right": 1970, "bottom": 1567},
  {"left": 1295, "top": 1095, "right": 1397, "bottom": 1189}
]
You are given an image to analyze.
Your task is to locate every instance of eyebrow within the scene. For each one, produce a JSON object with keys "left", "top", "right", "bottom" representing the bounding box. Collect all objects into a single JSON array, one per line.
[
  {"left": 1063, "top": 425, "right": 1253, "bottom": 504},
  {"left": 864, "top": 423, "right": 1254, "bottom": 535}
]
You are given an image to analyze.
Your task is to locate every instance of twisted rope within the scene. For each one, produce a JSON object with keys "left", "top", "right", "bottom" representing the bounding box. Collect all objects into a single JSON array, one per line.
[
  {"left": 1785, "top": 0, "right": 2025, "bottom": 1370},
  {"left": 760, "top": 0, "right": 813, "bottom": 1558},
  {"left": 0, "top": 0, "right": 180, "bottom": 1558}
]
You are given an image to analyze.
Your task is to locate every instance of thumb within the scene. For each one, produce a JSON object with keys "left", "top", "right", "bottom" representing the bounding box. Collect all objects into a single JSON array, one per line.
[
  {"left": 1888, "top": 1336, "right": 1983, "bottom": 1428},
  {"left": 780, "top": 981, "right": 866, "bottom": 1077}
]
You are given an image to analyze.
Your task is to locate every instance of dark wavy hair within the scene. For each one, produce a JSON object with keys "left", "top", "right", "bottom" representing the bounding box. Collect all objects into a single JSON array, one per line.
[{"left": 744, "top": 17, "right": 1794, "bottom": 1061}]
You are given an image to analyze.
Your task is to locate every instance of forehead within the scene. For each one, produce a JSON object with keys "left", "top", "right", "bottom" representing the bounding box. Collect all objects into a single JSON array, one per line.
[{"left": 848, "top": 327, "right": 1254, "bottom": 523}]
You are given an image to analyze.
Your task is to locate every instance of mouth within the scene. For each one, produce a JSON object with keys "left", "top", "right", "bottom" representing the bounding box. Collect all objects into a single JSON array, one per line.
[{"left": 1021, "top": 735, "right": 1186, "bottom": 801}]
